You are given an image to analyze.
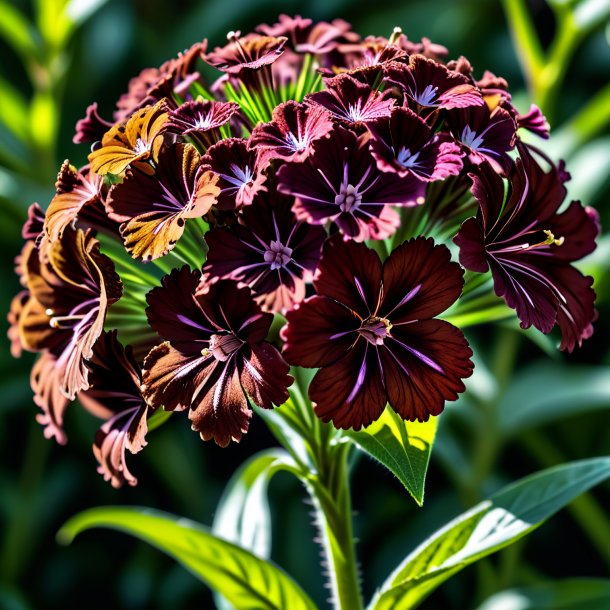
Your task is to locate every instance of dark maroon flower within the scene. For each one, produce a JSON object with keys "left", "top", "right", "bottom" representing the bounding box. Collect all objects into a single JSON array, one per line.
[
  {"left": 20, "top": 228, "right": 123, "bottom": 398},
  {"left": 454, "top": 152, "right": 599, "bottom": 351},
  {"left": 31, "top": 351, "right": 71, "bottom": 444},
  {"left": 282, "top": 236, "right": 473, "bottom": 429},
  {"left": 448, "top": 104, "right": 517, "bottom": 174},
  {"left": 142, "top": 267, "right": 291, "bottom": 447},
  {"left": 277, "top": 125, "right": 425, "bottom": 241},
  {"left": 203, "top": 32, "right": 287, "bottom": 74},
  {"left": 249, "top": 101, "right": 334, "bottom": 165},
  {"left": 22, "top": 203, "right": 46, "bottom": 242},
  {"left": 294, "top": 19, "right": 360, "bottom": 56},
  {"left": 516, "top": 104, "right": 550, "bottom": 139},
  {"left": 73, "top": 102, "right": 114, "bottom": 144},
  {"left": 367, "top": 106, "right": 463, "bottom": 181},
  {"left": 44, "top": 161, "right": 105, "bottom": 242},
  {"left": 114, "top": 40, "right": 206, "bottom": 121},
  {"left": 166, "top": 100, "right": 240, "bottom": 148},
  {"left": 106, "top": 143, "right": 219, "bottom": 261},
  {"left": 202, "top": 138, "right": 267, "bottom": 210},
  {"left": 203, "top": 191, "right": 326, "bottom": 313},
  {"left": 82, "top": 331, "right": 149, "bottom": 488},
  {"left": 384, "top": 56, "right": 483, "bottom": 112},
  {"left": 256, "top": 14, "right": 313, "bottom": 47},
  {"left": 306, "top": 74, "right": 395, "bottom": 126}
]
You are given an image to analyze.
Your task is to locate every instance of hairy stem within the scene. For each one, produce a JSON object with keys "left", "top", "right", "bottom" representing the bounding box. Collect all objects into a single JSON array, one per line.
[{"left": 308, "top": 442, "right": 363, "bottom": 610}]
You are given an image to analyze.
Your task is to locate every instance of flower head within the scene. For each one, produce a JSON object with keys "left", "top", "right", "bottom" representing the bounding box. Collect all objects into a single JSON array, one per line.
[
  {"left": 142, "top": 267, "right": 292, "bottom": 446},
  {"left": 203, "top": 190, "right": 326, "bottom": 312},
  {"left": 454, "top": 150, "right": 599, "bottom": 351},
  {"left": 277, "top": 125, "right": 425, "bottom": 240},
  {"left": 282, "top": 236, "right": 473, "bottom": 428}
]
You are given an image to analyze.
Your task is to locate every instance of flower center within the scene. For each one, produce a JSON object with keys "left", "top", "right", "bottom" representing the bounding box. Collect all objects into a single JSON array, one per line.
[
  {"left": 209, "top": 332, "right": 244, "bottom": 361},
  {"left": 287, "top": 132, "right": 308, "bottom": 152},
  {"left": 335, "top": 183, "right": 362, "bottom": 213},
  {"left": 460, "top": 125, "right": 485, "bottom": 150},
  {"left": 396, "top": 147, "right": 421, "bottom": 169},
  {"left": 264, "top": 240, "right": 293, "bottom": 270},
  {"left": 133, "top": 137, "right": 150, "bottom": 155},
  {"left": 359, "top": 316, "right": 392, "bottom": 345},
  {"left": 194, "top": 112, "right": 213, "bottom": 130},
  {"left": 414, "top": 84, "right": 439, "bottom": 106}
]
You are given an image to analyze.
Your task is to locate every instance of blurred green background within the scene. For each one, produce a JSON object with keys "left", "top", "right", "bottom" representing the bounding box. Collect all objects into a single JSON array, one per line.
[{"left": 0, "top": 1, "right": 609, "bottom": 609}]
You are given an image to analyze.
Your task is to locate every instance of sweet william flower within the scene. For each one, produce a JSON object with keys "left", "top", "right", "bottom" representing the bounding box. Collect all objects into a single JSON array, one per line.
[
  {"left": 277, "top": 125, "right": 425, "bottom": 241},
  {"left": 142, "top": 267, "right": 292, "bottom": 447},
  {"left": 282, "top": 235, "right": 473, "bottom": 429},
  {"left": 203, "top": 190, "right": 326, "bottom": 313},
  {"left": 454, "top": 149, "right": 599, "bottom": 351}
]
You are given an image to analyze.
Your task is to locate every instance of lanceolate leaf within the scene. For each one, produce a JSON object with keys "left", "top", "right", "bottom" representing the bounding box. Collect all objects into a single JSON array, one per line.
[
  {"left": 58, "top": 507, "right": 318, "bottom": 610},
  {"left": 213, "top": 449, "right": 297, "bottom": 559},
  {"left": 345, "top": 407, "right": 438, "bottom": 506},
  {"left": 369, "top": 457, "right": 610, "bottom": 610},
  {"left": 475, "top": 578, "right": 610, "bottom": 610},
  {"left": 212, "top": 449, "right": 298, "bottom": 610}
]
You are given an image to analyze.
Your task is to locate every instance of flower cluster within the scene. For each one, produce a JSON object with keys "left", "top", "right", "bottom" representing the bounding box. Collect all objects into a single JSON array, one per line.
[{"left": 9, "top": 16, "right": 598, "bottom": 487}]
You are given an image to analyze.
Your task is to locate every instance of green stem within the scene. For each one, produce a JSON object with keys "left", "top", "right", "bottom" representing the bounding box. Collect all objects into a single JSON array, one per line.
[
  {"left": 308, "top": 443, "right": 363, "bottom": 610},
  {"left": 502, "top": 0, "right": 545, "bottom": 93}
]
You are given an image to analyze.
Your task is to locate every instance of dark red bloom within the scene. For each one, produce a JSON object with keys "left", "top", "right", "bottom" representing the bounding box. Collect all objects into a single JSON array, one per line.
[
  {"left": 106, "top": 143, "right": 219, "bottom": 261},
  {"left": 44, "top": 161, "right": 105, "bottom": 242},
  {"left": 282, "top": 236, "right": 473, "bottom": 429},
  {"left": 454, "top": 152, "right": 599, "bottom": 351},
  {"left": 203, "top": 191, "right": 326, "bottom": 313},
  {"left": 114, "top": 40, "right": 206, "bottom": 120},
  {"left": 516, "top": 104, "right": 550, "bottom": 139},
  {"left": 277, "top": 125, "right": 425, "bottom": 241},
  {"left": 448, "top": 104, "right": 517, "bottom": 174},
  {"left": 166, "top": 100, "right": 239, "bottom": 148},
  {"left": 20, "top": 228, "right": 123, "bottom": 399},
  {"left": 306, "top": 74, "right": 395, "bottom": 126},
  {"left": 203, "top": 32, "right": 287, "bottom": 74},
  {"left": 384, "top": 56, "right": 483, "bottom": 111},
  {"left": 202, "top": 138, "right": 267, "bottom": 210},
  {"left": 73, "top": 102, "right": 114, "bottom": 144},
  {"left": 256, "top": 14, "right": 313, "bottom": 46},
  {"left": 82, "top": 331, "right": 149, "bottom": 488},
  {"left": 142, "top": 267, "right": 291, "bottom": 446},
  {"left": 249, "top": 101, "right": 334, "bottom": 165},
  {"left": 367, "top": 106, "right": 463, "bottom": 180},
  {"left": 294, "top": 19, "right": 360, "bottom": 56}
]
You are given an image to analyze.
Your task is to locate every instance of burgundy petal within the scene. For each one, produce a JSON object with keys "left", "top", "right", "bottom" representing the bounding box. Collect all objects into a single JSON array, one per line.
[
  {"left": 282, "top": 295, "right": 360, "bottom": 368},
  {"left": 310, "top": 342, "right": 386, "bottom": 430},
  {"left": 32, "top": 352, "right": 70, "bottom": 445},
  {"left": 381, "top": 237, "right": 464, "bottom": 321},
  {"left": 381, "top": 319, "right": 473, "bottom": 421},
  {"left": 314, "top": 234, "right": 382, "bottom": 316}
]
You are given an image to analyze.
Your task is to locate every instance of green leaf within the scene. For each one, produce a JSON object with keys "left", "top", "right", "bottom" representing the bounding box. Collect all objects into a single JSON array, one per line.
[
  {"left": 213, "top": 449, "right": 297, "bottom": 559},
  {"left": 370, "top": 457, "right": 610, "bottom": 610},
  {"left": 0, "top": 1, "right": 40, "bottom": 61},
  {"left": 498, "top": 361, "right": 610, "bottom": 435},
  {"left": 345, "top": 407, "right": 437, "bottom": 506},
  {"left": 475, "top": 578, "right": 610, "bottom": 610},
  {"left": 0, "top": 76, "right": 32, "bottom": 143},
  {"left": 58, "top": 507, "right": 318, "bottom": 610},
  {"left": 212, "top": 450, "right": 298, "bottom": 610}
]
